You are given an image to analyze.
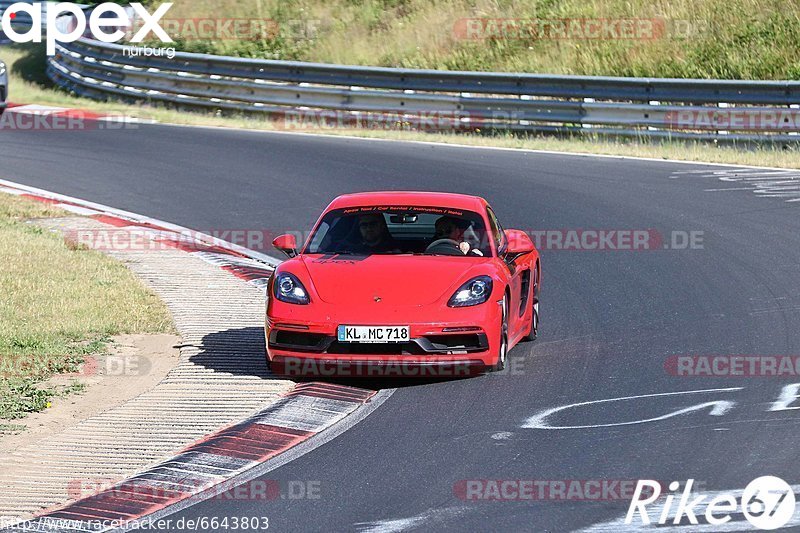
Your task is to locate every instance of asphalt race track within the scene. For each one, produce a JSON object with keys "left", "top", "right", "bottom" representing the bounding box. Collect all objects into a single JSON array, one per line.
[{"left": 2, "top": 124, "right": 800, "bottom": 532}]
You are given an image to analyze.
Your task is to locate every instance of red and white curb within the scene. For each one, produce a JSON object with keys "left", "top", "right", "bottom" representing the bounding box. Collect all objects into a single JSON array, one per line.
[
  {"left": 0, "top": 179, "right": 393, "bottom": 532},
  {"left": 1, "top": 103, "right": 155, "bottom": 128},
  {"left": 2, "top": 384, "right": 375, "bottom": 533},
  {"left": 0, "top": 178, "right": 279, "bottom": 289}
]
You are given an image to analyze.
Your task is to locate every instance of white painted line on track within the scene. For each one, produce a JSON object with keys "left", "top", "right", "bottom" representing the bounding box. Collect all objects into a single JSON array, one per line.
[
  {"left": 669, "top": 167, "right": 800, "bottom": 202},
  {"left": 355, "top": 505, "right": 470, "bottom": 533},
  {"left": 521, "top": 387, "right": 744, "bottom": 430}
]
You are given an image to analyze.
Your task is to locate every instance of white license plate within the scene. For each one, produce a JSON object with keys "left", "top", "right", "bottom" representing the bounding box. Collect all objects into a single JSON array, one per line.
[{"left": 337, "top": 325, "right": 410, "bottom": 343}]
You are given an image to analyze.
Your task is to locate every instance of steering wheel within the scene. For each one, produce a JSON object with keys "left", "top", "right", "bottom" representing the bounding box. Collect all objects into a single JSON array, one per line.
[{"left": 425, "top": 238, "right": 464, "bottom": 256}]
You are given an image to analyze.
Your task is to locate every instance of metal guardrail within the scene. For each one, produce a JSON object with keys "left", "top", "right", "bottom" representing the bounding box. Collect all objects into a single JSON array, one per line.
[{"left": 8, "top": 3, "right": 799, "bottom": 142}]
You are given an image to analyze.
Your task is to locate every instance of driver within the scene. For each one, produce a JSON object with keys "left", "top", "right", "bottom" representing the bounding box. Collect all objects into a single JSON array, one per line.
[
  {"left": 434, "top": 216, "right": 468, "bottom": 242},
  {"left": 428, "top": 216, "right": 477, "bottom": 255}
]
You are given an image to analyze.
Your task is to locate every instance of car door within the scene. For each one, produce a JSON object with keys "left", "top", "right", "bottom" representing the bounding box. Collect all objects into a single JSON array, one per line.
[{"left": 486, "top": 206, "right": 527, "bottom": 338}]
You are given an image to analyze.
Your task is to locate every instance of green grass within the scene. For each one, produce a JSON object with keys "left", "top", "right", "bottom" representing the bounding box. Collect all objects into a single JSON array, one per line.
[
  {"left": 0, "top": 193, "right": 174, "bottom": 420},
  {"left": 140, "top": 0, "right": 800, "bottom": 79}
]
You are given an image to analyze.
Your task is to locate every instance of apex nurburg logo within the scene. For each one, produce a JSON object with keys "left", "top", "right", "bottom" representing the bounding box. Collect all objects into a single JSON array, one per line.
[{"left": 0, "top": 2, "right": 174, "bottom": 55}]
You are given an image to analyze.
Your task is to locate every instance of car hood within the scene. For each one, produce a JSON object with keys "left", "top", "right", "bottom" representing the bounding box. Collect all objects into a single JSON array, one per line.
[{"left": 299, "top": 254, "right": 489, "bottom": 306}]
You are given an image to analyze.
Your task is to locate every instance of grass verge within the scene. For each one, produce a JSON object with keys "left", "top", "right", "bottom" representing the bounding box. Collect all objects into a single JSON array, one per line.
[{"left": 0, "top": 193, "right": 174, "bottom": 421}]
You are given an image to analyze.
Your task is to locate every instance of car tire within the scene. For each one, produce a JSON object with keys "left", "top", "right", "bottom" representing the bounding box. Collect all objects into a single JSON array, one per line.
[
  {"left": 493, "top": 296, "right": 509, "bottom": 371},
  {"left": 522, "top": 266, "right": 539, "bottom": 342}
]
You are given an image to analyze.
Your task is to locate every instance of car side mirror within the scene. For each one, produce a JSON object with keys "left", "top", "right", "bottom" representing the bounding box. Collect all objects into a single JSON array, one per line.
[
  {"left": 503, "top": 229, "right": 534, "bottom": 259},
  {"left": 273, "top": 234, "right": 298, "bottom": 258}
]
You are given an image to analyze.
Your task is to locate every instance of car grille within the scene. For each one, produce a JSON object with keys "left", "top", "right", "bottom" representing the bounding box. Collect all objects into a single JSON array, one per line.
[
  {"left": 425, "top": 334, "right": 486, "bottom": 351},
  {"left": 326, "top": 341, "right": 426, "bottom": 355},
  {"left": 271, "top": 330, "right": 328, "bottom": 352}
]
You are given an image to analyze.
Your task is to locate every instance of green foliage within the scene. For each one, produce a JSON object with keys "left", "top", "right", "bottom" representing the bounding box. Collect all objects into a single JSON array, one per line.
[{"left": 146, "top": 0, "right": 800, "bottom": 79}]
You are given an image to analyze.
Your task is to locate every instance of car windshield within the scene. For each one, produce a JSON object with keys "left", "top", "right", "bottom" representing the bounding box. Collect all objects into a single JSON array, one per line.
[{"left": 305, "top": 206, "right": 492, "bottom": 257}]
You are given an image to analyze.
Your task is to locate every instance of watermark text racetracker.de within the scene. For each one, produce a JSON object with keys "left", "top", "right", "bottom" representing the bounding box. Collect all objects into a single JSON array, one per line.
[
  {"left": 64, "top": 228, "right": 705, "bottom": 254},
  {"left": 0, "top": 353, "right": 151, "bottom": 378},
  {"left": 275, "top": 110, "right": 484, "bottom": 132},
  {"left": 455, "top": 479, "right": 662, "bottom": 502},
  {"left": 452, "top": 18, "right": 708, "bottom": 41},
  {"left": 270, "top": 358, "right": 486, "bottom": 378},
  {"left": 0, "top": 110, "right": 139, "bottom": 131},
  {"left": 125, "top": 17, "right": 319, "bottom": 42},
  {"left": 526, "top": 229, "right": 703, "bottom": 251},
  {"left": 665, "top": 109, "right": 800, "bottom": 131},
  {"left": 67, "top": 477, "right": 321, "bottom": 503},
  {"left": 666, "top": 355, "right": 800, "bottom": 378}
]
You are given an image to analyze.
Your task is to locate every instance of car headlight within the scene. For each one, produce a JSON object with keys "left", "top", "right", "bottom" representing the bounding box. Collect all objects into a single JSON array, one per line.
[
  {"left": 0, "top": 62, "right": 6, "bottom": 76},
  {"left": 272, "top": 272, "right": 310, "bottom": 305},
  {"left": 448, "top": 276, "right": 493, "bottom": 307}
]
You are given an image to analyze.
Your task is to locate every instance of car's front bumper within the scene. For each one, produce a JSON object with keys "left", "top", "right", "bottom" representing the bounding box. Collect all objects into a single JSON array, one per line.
[{"left": 266, "top": 302, "right": 502, "bottom": 377}]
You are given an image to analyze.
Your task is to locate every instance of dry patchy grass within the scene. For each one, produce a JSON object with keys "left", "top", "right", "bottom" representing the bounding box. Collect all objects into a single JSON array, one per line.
[{"left": 0, "top": 193, "right": 173, "bottom": 419}]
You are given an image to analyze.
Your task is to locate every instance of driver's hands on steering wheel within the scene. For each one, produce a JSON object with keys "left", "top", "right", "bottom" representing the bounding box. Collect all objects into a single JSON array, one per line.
[
  {"left": 425, "top": 239, "right": 484, "bottom": 256},
  {"left": 425, "top": 238, "right": 463, "bottom": 256}
]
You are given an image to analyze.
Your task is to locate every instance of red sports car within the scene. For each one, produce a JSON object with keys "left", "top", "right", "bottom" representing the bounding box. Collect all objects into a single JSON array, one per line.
[{"left": 266, "top": 192, "right": 540, "bottom": 377}]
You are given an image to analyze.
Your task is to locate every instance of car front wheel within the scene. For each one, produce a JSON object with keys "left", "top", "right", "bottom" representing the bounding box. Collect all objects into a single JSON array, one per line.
[
  {"left": 493, "top": 296, "right": 509, "bottom": 371},
  {"left": 522, "top": 267, "right": 539, "bottom": 342}
]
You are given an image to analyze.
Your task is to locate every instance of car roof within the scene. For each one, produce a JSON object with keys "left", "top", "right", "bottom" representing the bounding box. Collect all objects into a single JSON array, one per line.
[{"left": 326, "top": 191, "right": 487, "bottom": 212}]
